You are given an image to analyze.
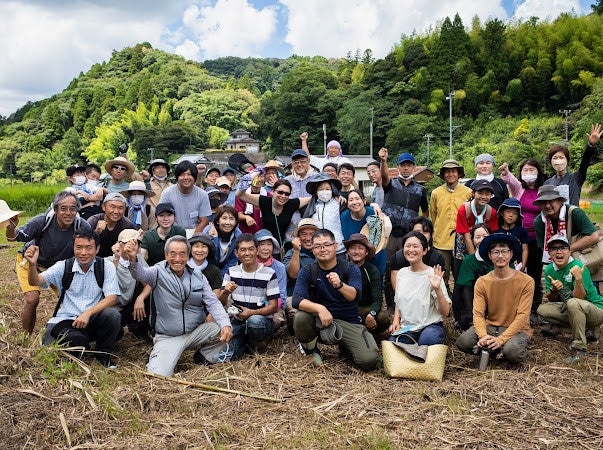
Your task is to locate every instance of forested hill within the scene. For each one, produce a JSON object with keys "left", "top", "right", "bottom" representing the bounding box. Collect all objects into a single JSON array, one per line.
[{"left": 1, "top": 11, "right": 603, "bottom": 189}]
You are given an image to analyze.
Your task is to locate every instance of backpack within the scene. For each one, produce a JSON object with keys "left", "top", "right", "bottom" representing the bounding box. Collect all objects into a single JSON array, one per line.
[
  {"left": 53, "top": 256, "right": 105, "bottom": 317},
  {"left": 463, "top": 201, "right": 493, "bottom": 223},
  {"left": 21, "top": 207, "right": 85, "bottom": 254},
  {"left": 308, "top": 259, "right": 351, "bottom": 301}
]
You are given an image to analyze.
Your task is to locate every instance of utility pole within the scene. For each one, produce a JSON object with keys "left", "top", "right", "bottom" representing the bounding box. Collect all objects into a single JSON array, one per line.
[
  {"left": 446, "top": 90, "right": 455, "bottom": 159},
  {"left": 148, "top": 147, "right": 154, "bottom": 162},
  {"left": 322, "top": 124, "right": 327, "bottom": 154},
  {"left": 423, "top": 134, "right": 433, "bottom": 167},
  {"left": 369, "top": 106, "right": 374, "bottom": 159},
  {"left": 559, "top": 109, "right": 573, "bottom": 145}
]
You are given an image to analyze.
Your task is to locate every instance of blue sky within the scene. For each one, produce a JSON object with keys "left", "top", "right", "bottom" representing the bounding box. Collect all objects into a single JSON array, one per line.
[{"left": 0, "top": 0, "right": 594, "bottom": 116}]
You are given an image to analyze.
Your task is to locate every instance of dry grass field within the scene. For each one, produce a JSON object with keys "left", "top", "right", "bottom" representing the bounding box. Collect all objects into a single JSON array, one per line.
[{"left": 1, "top": 242, "right": 603, "bottom": 450}]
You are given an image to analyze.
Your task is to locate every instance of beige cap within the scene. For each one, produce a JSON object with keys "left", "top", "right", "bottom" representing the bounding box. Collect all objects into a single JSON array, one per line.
[{"left": 118, "top": 228, "right": 141, "bottom": 243}]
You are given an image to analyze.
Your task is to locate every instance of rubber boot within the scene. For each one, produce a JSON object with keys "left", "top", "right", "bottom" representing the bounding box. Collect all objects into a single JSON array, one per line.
[{"left": 301, "top": 337, "right": 323, "bottom": 366}]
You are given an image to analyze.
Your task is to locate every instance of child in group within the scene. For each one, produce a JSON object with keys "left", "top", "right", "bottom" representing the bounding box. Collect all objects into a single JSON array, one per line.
[
  {"left": 453, "top": 179, "right": 498, "bottom": 281},
  {"left": 497, "top": 198, "right": 529, "bottom": 271},
  {"left": 453, "top": 224, "right": 492, "bottom": 330},
  {"left": 65, "top": 164, "right": 104, "bottom": 219}
]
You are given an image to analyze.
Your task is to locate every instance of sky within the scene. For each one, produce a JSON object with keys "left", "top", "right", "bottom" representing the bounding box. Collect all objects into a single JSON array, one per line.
[{"left": 0, "top": 0, "right": 594, "bottom": 117}]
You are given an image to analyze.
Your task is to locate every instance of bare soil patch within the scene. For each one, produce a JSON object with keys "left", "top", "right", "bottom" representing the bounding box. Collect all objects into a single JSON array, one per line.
[{"left": 0, "top": 244, "right": 602, "bottom": 449}]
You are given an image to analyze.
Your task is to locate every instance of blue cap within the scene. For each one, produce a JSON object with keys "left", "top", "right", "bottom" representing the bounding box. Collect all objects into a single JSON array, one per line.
[
  {"left": 291, "top": 149, "right": 308, "bottom": 159},
  {"left": 397, "top": 153, "right": 415, "bottom": 165},
  {"left": 222, "top": 167, "right": 236, "bottom": 175}
]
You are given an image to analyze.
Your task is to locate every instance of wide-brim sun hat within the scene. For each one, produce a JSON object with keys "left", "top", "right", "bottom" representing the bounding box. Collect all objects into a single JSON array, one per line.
[
  {"left": 255, "top": 229, "right": 282, "bottom": 254},
  {"left": 343, "top": 233, "right": 376, "bottom": 260},
  {"left": 147, "top": 159, "right": 170, "bottom": 173},
  {"left": 104, "top": 156, "right": 135, "bottom": 178},
  {"left": 120, "top": 180, "right": 156, "bottom": 197},
  {"left": 0, "top": 200, "right": 25, "bottom": 229},
  {"left": 498, "top": 198, "right": 523, "bottom": 217},
  {"left": 478, "top": 232, "right": 522, "bottom": 265},
  {"left": 438, "top": 159, "right": 465, "bottom": 179},
  {"left": 305, "top": 172, "right": 342, "bottom": 196},
  {"left": 533, "top": 185, "right": 566, "bottom": 205},
  {"left": 293, "top": 218, "right": 320, "bottom": 237},
  {"left": 189, "top": 233, "right": 216, "bottom": 261}
]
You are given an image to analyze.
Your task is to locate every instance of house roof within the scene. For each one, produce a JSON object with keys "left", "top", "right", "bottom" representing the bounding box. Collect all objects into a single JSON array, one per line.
[{"left": 170, "top": 154, "right": 213, "bottom": 165}]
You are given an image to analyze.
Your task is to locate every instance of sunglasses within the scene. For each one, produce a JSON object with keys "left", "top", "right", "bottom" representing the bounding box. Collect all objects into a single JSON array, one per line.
[
  {"left": 275, "top": 190, "right": 291, "bottom": 196},
  {"left": 112, "top": 165, "right": 128, "bottom": 171}
]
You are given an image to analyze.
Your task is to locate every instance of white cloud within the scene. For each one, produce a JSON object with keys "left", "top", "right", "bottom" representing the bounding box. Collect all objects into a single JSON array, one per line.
[
  {"left": 178, "top": 0, "right": 279, "bottom": 59},
  {"left": 279, "top": 0, "right": 508, "bottom": 58},
  {"left": 512, "top": 0, "right": 583, "bottom": 20},
  {"left": 175, "top": 39, "right": 201, "bottom": 60}
]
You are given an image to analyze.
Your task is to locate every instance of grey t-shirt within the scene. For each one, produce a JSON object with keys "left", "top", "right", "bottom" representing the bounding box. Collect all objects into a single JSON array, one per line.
[{"left": 159, "top": 185, "right": 211, "bottom": 229}]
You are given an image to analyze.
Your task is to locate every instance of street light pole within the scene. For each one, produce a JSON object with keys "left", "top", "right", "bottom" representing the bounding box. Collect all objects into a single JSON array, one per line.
[
  {"left": 424, "top": 134, "right": 433, "bottom": 167},
  {"left": 446, "top": 90, "right": 455, "bottom": 159},
  {"left": 559, "top": 109, "right": 573, "bottom": 145},
  {"left": 322, "top": 124, "right": 327, "bottom": 155},
  {"left": 369, "top": 106, "right": 374, "bottom": 159}
]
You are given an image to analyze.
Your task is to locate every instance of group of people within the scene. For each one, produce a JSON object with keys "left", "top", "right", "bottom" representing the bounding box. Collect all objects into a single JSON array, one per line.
[{"left": 2, "top": 124, "right": 602, "bottom": 375}]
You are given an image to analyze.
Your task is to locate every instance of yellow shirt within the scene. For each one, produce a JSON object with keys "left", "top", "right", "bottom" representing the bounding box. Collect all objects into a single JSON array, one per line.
[{"left": 429, "top": 183, "right": 472, "bottom": 250}]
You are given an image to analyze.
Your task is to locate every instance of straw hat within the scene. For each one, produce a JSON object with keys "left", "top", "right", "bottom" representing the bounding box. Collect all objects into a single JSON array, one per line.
[
  {"left": 104, "top": 156, "right": 135, "bottom": 178},
  {"left": 0, "top": 200, "right": 25, "bottom": 229},
  {"left": 120, "top": 180, "right": 156, "bottom": 197},
  {"left": 360, "top": 214, "right": 392, "bottom": 254}
]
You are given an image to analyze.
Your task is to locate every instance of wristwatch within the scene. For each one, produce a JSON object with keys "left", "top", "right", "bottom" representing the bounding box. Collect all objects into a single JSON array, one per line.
[{"left": 369, "top": 310, "right": 377, "bottom": 317}]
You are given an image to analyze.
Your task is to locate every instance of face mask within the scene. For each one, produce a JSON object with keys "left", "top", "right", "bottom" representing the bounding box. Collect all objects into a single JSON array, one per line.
[
  {"left": 154, "top": 174, "right": 167, "bottom": 181},
  {"left": 130, "top": 194, "right": 145, "bottom": 206},
  {"left": 317, "top": 190, "right": 332, "bottom": 203},
  {"left": 552, "top": 160, "right": 567, "bottom": 172},
  {"left": 74, "top": 175, "right": 86, "bottom": 186},
  {"left": 210, "top": 198, "right": 222, "bottom": 209},
  {"left": 399, "top": 174, "right": 414, "bottom": 181},
  {"left": 522, "top": 174, "right": 537, "bottom": 183}
]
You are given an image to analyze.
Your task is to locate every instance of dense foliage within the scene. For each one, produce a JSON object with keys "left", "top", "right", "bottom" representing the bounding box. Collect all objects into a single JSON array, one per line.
[{"left": 1, "top": 11, "right": 602, "bottom": 188}]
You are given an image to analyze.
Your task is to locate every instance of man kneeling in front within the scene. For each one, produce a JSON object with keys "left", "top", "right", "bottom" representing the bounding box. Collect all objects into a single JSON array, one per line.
[
  {"left": 292, "top": 229, "right": 379, "bottom": 370},
  {"left": 124, "top": 235, "right": 232, "bottom": 376},
  {"left": 456, "top": 233, "right": 534, "bottom": 364}
]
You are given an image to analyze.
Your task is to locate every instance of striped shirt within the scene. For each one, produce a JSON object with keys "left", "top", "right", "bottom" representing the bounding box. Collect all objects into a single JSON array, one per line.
[{"left": 223, "top": 263, "right": 279, "bottom": 313}]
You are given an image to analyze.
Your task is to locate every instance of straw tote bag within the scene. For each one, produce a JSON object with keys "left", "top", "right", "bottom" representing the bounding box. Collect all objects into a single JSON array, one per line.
[{"left": 382, "top": 339, "right": 448, "bottom": 381}]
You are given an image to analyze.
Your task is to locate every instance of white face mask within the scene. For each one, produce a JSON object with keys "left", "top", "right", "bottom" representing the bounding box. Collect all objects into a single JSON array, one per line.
[
  {"left": 522, "top": 174, "right": 537, "bottom": 183},
  {"left": 552, "top": 160, "right": 567, "bottom": 173},
  {"left": 154, "top": 174, "right": 168, "bottom": 181},
  {"left": 130, "top": 194, "right": 145, "bottom": 206},
  {"left": 317, "top": 190, "right": 332, "bottom": 203},
  {"left": 74, "top": 175, "right": 87, "bottom": 186}
]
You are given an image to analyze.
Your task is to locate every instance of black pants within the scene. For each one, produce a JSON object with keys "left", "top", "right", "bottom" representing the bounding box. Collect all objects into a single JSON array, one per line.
[
  {"left": 526, "top": 240, "right": 543, "bottom": 312},
  {"left": 44, "top": 308, "right": 121, "bottom": 354}
]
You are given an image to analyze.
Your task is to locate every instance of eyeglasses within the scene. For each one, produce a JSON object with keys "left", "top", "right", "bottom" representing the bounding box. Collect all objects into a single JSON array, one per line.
[
  {"left": 58, "top": 206, "right": 78, "bottom": 212},
  {"left": 112, "top": 165, "right": 128, "bottom": 171},
  {"left": 490, "top": 249, "right": 511, "bottom": 257},
  {"left": 312, "top": 242, "right": 336, "bottom": 251},
  {"left": 549, "top": 246, "right": 569, "bottom": 252},
  {"left": 275, "top": 190, "right": 291, "bottom": 196}
]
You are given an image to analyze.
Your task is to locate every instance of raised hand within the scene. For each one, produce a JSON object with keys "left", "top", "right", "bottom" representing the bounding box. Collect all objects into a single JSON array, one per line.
[
  {"left": 428, "top": 265, "right": 444, "bottom": 289},
  {"left": 547, "top": 275, "right": 563, "bottom": 291},
  {"left": 499, "top": 162, "right": 509, "bottom": 177},
  {"left": 587, "top": 123, "right": 601, "bottom": 146}
]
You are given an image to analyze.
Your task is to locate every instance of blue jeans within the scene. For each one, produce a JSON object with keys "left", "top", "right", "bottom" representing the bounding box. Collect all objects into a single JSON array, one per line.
[
  {"left": 389, "top": 322, "right": 446, "bottom": 346},
  {"left": 229, "top": 315, "right": 275, "bottom": 359}
]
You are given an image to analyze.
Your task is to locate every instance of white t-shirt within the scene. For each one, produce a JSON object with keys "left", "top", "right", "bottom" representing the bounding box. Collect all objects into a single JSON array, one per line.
[{"left": 310, "top": 155, "right": 352, "bottom": 171}]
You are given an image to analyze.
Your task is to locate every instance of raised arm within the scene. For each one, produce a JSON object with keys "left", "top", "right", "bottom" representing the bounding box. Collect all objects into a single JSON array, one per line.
[
  {"left": 378, "top": 147, "right": 390, "bottom": 186},
  {"left": 300, "top": 132, "right": 310, "bottom": 156}
]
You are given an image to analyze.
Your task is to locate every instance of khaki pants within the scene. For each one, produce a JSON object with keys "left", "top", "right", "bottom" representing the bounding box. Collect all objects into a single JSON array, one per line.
[
  {"left": 294, "top": 311, "right": 379, "bottom": 371},
  {"left": 538, "top": 299, "right": 603, "bottom": 351},
  {"left": 456, "top": 325, "right": 530, "bottom": 363}
]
